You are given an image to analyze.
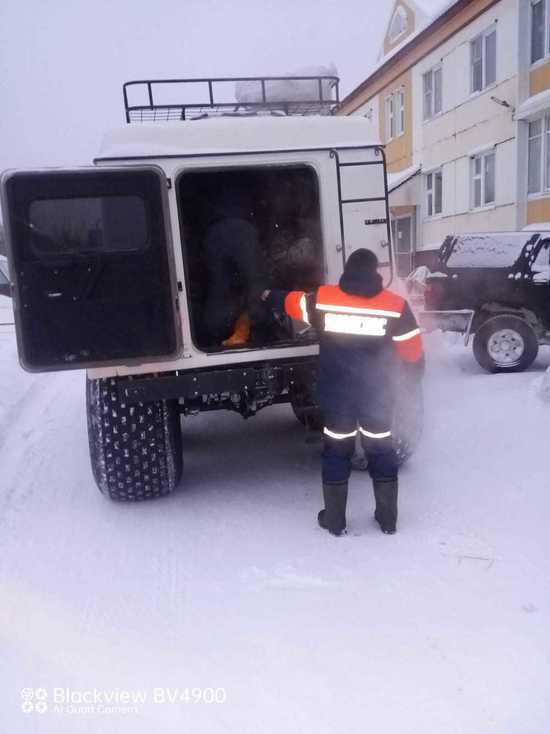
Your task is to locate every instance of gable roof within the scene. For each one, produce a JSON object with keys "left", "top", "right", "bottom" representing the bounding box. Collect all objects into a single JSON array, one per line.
[
  {"left": 340, "top": 0, "right": 484, "bottom": 113},
  {"left": 380, "top": 0, "right": 452, "bottom": 57},
  {"left": 379, "top": 0, "right": 460, "bottom": 63}
]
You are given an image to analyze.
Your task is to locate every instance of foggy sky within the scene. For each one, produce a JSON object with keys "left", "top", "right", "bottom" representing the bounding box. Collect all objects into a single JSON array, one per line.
[{"left": 0, "top": 0, "right": 393, "bottom": 172}]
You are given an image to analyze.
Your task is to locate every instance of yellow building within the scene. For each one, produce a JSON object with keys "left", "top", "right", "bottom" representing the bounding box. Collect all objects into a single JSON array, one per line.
[{"left": 340, "top": 0, "right": 550, "bottom": 274}]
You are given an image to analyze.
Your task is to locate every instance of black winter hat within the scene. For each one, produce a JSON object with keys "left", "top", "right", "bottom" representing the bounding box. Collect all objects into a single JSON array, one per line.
[
  {"left": 339, "top": 248, "right": 383, "bottom": 297},
  {"left": 344, "top": 248, "right": 379, "bottom": 275}
]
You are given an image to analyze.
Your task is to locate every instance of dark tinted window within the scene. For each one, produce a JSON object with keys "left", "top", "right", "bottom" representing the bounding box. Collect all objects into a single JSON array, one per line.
[
  {"left": 4, "top": 168, "right": 178, "bottom": 369},
  {"left": 28, "top": 195, "right": 147, "bottom": 255}
]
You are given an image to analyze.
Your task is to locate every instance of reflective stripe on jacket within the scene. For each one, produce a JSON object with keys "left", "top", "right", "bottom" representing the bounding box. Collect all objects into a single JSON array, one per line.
[{"left": 284, "top": 284, "right": 423, "bottom": 364}]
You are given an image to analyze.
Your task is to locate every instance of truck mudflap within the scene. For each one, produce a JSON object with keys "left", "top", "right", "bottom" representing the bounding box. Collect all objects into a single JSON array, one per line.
[{"left": 418, "top": 309, "right": 475, "bottom": 345}]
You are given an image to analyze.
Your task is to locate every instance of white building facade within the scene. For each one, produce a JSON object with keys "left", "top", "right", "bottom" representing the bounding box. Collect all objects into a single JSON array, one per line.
[{"left": 339, "top": 0, "right": 550, "bottom": 272}]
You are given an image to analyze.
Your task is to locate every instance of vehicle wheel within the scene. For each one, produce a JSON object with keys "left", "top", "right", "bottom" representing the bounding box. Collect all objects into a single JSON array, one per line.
[
  {"left": 473, "top": 315, "right": 538, "bottom": 373},
  {"left": 86, "top": 377, "right": 183, "bottom": 501},
  {"left": 392, "top": 368, "right": 424, "bottom": 466},
  {"left": 289, "top": 384, "right": 324, "bottom": 432},
  {"left": 351, "top": 368, "right": 424, "bottom": 471}
]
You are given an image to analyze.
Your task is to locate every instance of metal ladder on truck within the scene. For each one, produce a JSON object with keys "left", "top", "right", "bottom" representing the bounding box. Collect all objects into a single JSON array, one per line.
[{"left": 330, "top": 146, "right": 394, "bottom": 285}]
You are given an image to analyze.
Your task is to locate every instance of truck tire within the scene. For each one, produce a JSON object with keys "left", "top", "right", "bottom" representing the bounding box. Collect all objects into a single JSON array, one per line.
[
  {"left": 290, "top": 402, "right": 324, "bottom": 432},
  {"left": 392, "top": 370, "right": 424, "bottom": 465},
  {"left": 473, "top": 315, "right": 539, "bottom": 373},
  {"left": 289, "top": 384, "right": 324, "bottom": 432},
  {"left": 86, "top": 377, "right": 183, "bottom": 501}
]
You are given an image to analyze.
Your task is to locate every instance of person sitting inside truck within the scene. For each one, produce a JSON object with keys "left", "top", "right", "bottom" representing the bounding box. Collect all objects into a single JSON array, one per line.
[
  {"left": 261, "top": 248, "right": 424, "bottom": 536},
  {"left": 202, "top": 182, "right": 270, "bottom": 347}
]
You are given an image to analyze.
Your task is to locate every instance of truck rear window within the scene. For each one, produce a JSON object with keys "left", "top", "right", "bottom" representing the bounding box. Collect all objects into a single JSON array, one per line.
[
  {"left": 28, "top": 195, "right": 148, "bottom": 256},
  {"left": 446, "top": 233, "right": 532, "bottom": 268}
]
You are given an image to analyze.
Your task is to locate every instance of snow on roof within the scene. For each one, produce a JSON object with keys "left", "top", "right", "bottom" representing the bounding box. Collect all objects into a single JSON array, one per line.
[
  {"left": 413, "top": 0, "right": 453, "bottom": 17},
  {"left": 235, "top": 65, "right": 338, "bottom": 105},
  {"left": 344, "top": 0, "right": 461, "bottom": 109},
  {"left": 388, "top": 163, "right": 421, "bottom": 192},
  {"left": 516, "top": 88, "right": 550, "bottom": 120},
  {"left": 377, "top": 0, "right": 459, "bottom": 70},
  {"left": 96, "top": 116, "right": 380, "bottom": 160},
  {"left": 447, "top": 232, "right": 532, "bottom": 268},
  {"left": 523, "top": 222, "right": 550, "bottom": 231}
]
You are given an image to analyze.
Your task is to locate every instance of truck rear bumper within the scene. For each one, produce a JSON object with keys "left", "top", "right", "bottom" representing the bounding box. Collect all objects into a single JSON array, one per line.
[
  {"left": 418, "top": 309, "right": 475, "bottom": 345},
  {"left": 113, "top": 357, "right": 318, "bottom": 418}
]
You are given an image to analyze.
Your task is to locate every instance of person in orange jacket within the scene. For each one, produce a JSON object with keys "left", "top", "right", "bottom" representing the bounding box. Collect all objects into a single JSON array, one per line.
[{"left": 261, "top": 248, "right": 424, "bottom": 536}]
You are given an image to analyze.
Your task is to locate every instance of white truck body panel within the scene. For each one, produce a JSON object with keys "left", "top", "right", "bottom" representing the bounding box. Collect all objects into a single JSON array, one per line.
[{"left": 89, "top": 117, "right": 389, "bottom": 378}]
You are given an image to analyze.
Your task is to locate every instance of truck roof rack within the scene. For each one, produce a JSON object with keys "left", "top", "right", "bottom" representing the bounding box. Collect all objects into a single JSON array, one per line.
[{"left": 123, "top": 76, "right": 340, "bottom": 123}]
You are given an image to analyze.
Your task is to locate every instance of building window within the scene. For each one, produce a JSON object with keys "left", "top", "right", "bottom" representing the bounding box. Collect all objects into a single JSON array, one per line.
[
  {"left": 471, "top": 151, "right": 496, "bottom": 208},
  {"left": 426, "top": 170, "right": 443, "bottom": 217},
  {"left": 527, "top": 115, "right": 550, "bottom": 194},
  {"left": 471, "top": 26, "right": 497, "bottom": 92},
  {"left": 388, "top": 5, "right": 408, "bottom": 44},
  {"left": 386, "top": 96, "right": 395, "bottom": 140},
  {"left": 385, "top": 89, "right": 405, "bottom": 140},
  {"left": 423, "top": 65, "right": 443, "bottom": 120},
  {"left": 531, "top": 0, "right": 548, "bottom": 64}
]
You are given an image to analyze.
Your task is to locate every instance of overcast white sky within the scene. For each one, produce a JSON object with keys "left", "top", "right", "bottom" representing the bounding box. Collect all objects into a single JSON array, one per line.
[{"left": 0, "top": 0, "right": 394, "bottom": 171}]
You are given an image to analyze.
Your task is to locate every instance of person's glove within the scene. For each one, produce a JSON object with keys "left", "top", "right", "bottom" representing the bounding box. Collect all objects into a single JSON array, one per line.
[{"left": 261, "top": 288, "right": 287, "bottom": 313}]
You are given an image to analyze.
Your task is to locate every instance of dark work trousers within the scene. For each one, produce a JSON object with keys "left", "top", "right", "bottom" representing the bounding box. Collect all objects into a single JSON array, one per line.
[
  {"left": 321, "top": 411, "right": 398, "bottom": 484},
  {"left": 203, "top": 217, "right": 268, "bottom": 343}
]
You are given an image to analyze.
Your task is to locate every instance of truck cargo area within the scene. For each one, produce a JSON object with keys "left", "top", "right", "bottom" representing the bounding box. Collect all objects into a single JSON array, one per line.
[{"left": 178, "top": 165, "right": 324, "bottom": 351}]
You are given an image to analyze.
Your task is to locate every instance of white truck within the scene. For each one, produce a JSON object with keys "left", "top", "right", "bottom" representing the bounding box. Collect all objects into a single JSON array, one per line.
[{"left": 1, "top": 76, "right": 422, "bottom": 501}]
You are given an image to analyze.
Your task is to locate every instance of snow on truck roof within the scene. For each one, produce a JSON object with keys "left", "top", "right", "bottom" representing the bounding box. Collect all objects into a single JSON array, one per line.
[{"left": 95, "top": 116, "right": 380, "bottom": 161}]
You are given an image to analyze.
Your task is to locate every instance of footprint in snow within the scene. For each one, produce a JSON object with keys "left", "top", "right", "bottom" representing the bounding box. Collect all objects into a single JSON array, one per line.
[
  {"left": 241, "top": 565, "right": 336, "bottom": 590},
  {"left": 438, "top": 533, "right": 499, "bottom": 567}
]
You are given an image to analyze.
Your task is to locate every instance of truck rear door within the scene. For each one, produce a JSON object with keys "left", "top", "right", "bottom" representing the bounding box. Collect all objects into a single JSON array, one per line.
[{"left": 1, "top": 166, "right": 181, "bottom": 372}]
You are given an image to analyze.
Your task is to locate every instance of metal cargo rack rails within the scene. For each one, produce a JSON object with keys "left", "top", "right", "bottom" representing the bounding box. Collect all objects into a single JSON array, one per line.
[{"left": 123, "top": 75, "right": 340, "bottom": 122}]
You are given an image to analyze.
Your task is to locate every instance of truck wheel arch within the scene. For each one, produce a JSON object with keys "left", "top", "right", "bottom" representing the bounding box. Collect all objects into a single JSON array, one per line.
[{"left": 473, "top": 303, "right": 542, "bottom": 334}]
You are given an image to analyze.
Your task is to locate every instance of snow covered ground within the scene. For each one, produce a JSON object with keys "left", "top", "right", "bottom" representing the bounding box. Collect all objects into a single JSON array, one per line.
[{"left": 1, "top": 306, "right": 549, "bottom": 733}]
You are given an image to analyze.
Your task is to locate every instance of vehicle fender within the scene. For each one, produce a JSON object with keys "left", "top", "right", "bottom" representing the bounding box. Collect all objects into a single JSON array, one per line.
[{"left": 474, "top": 303, "right": 542, "bottom": 335}]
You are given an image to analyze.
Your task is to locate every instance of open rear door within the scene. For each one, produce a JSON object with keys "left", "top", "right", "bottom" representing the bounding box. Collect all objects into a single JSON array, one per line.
[{"left": 1, "top": 166, "right": 181, "bottom": 372}]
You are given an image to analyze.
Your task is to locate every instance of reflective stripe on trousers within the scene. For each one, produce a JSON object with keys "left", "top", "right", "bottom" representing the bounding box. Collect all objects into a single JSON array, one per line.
[{"left": 324, "top": 427, "right": 392, "bottom": 440}]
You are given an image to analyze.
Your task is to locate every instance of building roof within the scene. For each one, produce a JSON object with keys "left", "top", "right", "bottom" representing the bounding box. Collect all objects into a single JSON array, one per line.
[
  {"left": 414, "top": 0, "right": 455, "bottom": 17},
  {"left": 516, "top": 88, "right": 550, "bottom": 121},
  {"left": 387, "top": 163, "right": 421, "bottom": 192},
  {"left": 340, "top": 0, "right": 465, "bottom": 111},
  {"left": 95, "top": 116, "right": 380, "bottom": 161}
]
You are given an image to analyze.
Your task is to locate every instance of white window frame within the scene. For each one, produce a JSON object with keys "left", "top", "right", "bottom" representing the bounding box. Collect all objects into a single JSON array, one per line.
[
  {"left": 423, "top": 64, "right": 443, "bottom": 121},
  {"left": 470, "top": 150, "right": 496, "bottom": 209},
  {"left": 425, "top": 168, "right": 443, "bottom": 218},
  {"left": 530, "top": 0, "right": 550, "bottom": 66},
  {"left": 396, "top": 90, "right": 405, "bottom": 136},
  {"left": 385, "top": 89, "right": 405, "bottom": 141},
  {"left": 527, "top": 114, "right": 550, "bottom": 196},
  {"left": 386, "top": 95, "right": 395, "bottom": 140},
  {"left": 388, "top": 5, "right": 408, "bottom": 44},
  {"left": 470, "top": 25, "right": 497, "bottom": 93}
]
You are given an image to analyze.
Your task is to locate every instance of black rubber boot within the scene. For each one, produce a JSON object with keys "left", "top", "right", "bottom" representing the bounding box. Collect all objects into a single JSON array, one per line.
[
  {"left": 373, "top": 479, "right": 398, "bottom": 534},
  {"left": 318, "top": 481, "right": 348, "bottom": 536}
]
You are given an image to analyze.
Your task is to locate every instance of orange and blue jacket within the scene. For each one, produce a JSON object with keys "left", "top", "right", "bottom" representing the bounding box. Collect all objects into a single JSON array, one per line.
[{"left": 269, "top": 284, "right": 424, "bottom": 412}]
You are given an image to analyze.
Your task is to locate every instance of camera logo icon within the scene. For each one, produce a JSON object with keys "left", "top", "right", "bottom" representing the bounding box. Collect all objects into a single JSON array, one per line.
[{"left": 20, "top": 688, "right": 48, "bottom": 714}]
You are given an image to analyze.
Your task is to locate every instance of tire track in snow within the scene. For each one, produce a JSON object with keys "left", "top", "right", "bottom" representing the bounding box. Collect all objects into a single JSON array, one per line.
[{"left": 0, "top": 369, "right": 82, "bottom": 525}]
